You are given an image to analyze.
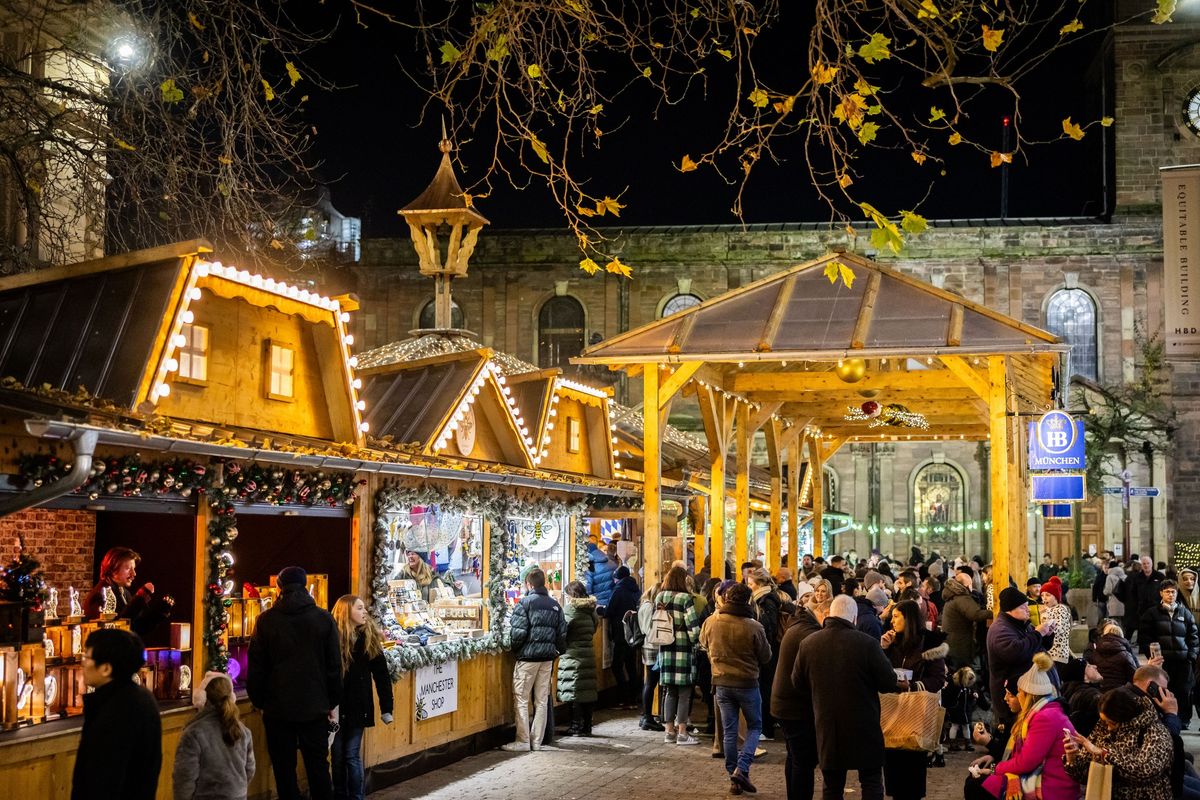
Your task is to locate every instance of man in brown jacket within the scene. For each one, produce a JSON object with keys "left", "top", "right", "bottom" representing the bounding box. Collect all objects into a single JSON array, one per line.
[{"left": 700, "top": 582, "right": 771, "bottom": 795}]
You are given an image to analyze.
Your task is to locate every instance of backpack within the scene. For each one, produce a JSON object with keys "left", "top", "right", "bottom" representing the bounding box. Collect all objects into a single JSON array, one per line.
[
  {"left": 623, "top": 609, "right": 645, "bottom": 648},
  {"left": 1113, "top": 577, "right": 1127, "bottom": 604},
  {"left": 647, "top": 604, "right": 675, "bottom": 646}
]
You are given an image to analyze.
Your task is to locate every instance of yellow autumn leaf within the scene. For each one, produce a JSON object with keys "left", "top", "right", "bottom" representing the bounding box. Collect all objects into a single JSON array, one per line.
[
  {"left": 838, "top": 262, "right": 856, "bottom": 288},
  {"left": 823, "top": 262, "right": 840, "bottom": 285},
  {"left": 929, "top": 106, "right": 945, "bottom": 123},
  {"left": 812, "top": 62, "right": 838, "bottom": 85},
  {"left": 529, "top": 134, "right": 549, "bottom": 164},
  {"left": 600, "top": 196, "right": 625, "bottom": 217},
  {"left": 188, "top": 12, "right": 204, "bottom": 30},
  {"left": 286, "top": 62, "right": 301, "bottom": 87},
  {"left": 857, "top": 121, "right": 880, "bottom": 144},
  {"left": 948, "top": 132, "right": 962, "bottom": 145},
  {"left": 854, "top": 78, "right": 878, "bottom": 97},
  {"left": 1152, "top": 0, "right": 1175, "bottom": 24},
  {"left": 270, "top": 239, "right": 284, "bottom": 250},
  {"left": 576, "top": 204, "right": 596, "bottom": 217},
  {"left": 589, "top": 104, "right": 604, "bottom": 115},
  {"left": 747, "top": 88, "right": 769, "bottom": 108},
  {"left": 527, "top": 64, "right": 542, "bottom": 79},
  {"left": 218, "top": 156, "right": 233, "bottom": 165},
  {"left": 1101, "top": 116, "right": 1115, "bottom": 127},
  {"left": 838, "top": 173, "right": 854, "bottom": 189},
  {"left": 605, "top": 258, "right": 632, "bottom": 278},
  {"left": 989, "top": 151, "right": 1013, "bottom": 168},
  {"left": 900, "top": 210, "right": 928, "bottom": 234},
  {"left": 833, "top": 94, "right": 867, "bottom": 128},
  {"left": 679, "top": 155, "right": 699, "bottom": 172},
  {"left": 716, "top": 48, "right": 733, "bottom": 61},
  {"left": 642, "top": 67, "right": 651, "bottom": 78},
  {"left": 917, "top": 0, "right": 939, "bottom": 18},
  {"left": 261, "top": 79, "right": 275, "bottom": 101},
  {"left": 981, "top": 26, "right": 1004, "bottom": 53},
  {"left": 1062, "top": 117, "right": 1085, "bottom": 141},
  {"left": 114, "top": 138, "right": 137, "bottom": 151},
  {"left": 911, "top": 151, "right": 927, "bottom": 165},
  {"left": 857, "top": 33, "right": 891, "bottom": 64},
  {"left": 1059, "top": 19, "right": 1083, "bottom": 36},
  {"left": 579, "top": 257, "right": 601, "bottom": 275},
  {"left": 773, "top": 96, "right": 796, "bottom": 114}
]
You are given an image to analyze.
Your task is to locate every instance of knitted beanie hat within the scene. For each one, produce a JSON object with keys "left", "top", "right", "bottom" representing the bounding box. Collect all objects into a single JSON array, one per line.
[
  {"left": 277, "top": 565, "right": 307, "bottom": 587},
  {"left": 1017, "top": 652, "right": 1057, "bottom": 697},
  {"left": 1041, "top": 577, "right": 1062, "bottom": 603},
  {"left": 999, "top": 586, "right": 1029, "bottom": 613}
]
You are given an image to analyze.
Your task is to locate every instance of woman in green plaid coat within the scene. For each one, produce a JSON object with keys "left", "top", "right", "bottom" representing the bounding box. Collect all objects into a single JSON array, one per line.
[{"left": 653, "top": 565, "right": 701, "bottom": 745}]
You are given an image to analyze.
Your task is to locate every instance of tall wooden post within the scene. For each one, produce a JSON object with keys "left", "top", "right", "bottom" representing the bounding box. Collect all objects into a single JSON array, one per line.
[
  {"left": 193, "top": 503, "right": 210, "bottom": 676},
  {"left": 812, "top": 440, "right": 824, "bottom": 558},
  {"left": 786, "top": 440, "right": 800, "bottom": 577},
  {"left": 735, "top": 402, "right": 751, "bottom": 570},
  {"left": 765, "top": 420, "right": 783, "bottom": 572},
  {"left": 693, "top": 495, "right": 707, "bottom": 577},
  {"left": 710, "top": 452, "right": 727, "bottom": 579},
  {"left": 988, "top": 356, "right": 1013, "bottom": 595},
  {"left": 643, "top": 367, "right": 663, "bottom": 592}
]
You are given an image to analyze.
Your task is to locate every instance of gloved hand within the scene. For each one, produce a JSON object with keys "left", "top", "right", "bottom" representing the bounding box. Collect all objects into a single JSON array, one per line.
[{"left": 381, "top": 712, "right": 394, "bottom": 724}]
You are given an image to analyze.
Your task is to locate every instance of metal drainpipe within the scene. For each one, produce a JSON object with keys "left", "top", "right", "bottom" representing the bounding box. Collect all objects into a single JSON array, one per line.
[{"left": 0, "top": 429, "right": 98, "bottom": 518}]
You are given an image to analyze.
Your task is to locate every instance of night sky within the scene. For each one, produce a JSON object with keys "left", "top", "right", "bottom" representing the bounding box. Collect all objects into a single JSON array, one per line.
[{"left": 302, "top": 4, "right": 1111, "bottom": 237}]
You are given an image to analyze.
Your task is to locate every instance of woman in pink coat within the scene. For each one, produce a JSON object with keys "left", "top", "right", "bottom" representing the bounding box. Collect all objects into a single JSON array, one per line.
[{"left": 967, "top": 652, "right": 1081, "bottom": 800}]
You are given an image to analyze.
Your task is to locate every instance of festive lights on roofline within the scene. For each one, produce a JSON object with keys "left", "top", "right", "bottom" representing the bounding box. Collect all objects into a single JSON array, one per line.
[{"left": 148, "top": 259, "right": 369, "bottom": 438}]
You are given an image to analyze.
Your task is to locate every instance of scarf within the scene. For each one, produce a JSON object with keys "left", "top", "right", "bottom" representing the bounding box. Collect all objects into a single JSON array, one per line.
[{"left": 1002, "top": 696, "right": 1052, "bottom": 800}]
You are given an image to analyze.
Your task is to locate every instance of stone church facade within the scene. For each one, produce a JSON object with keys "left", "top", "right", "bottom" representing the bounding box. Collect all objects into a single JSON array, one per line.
[{"left": 347, "top": 3, "right": 1199, "bottom": 568}]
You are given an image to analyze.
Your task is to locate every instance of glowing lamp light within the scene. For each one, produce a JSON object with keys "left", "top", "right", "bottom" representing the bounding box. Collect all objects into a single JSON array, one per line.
[
  {"left": 340, "top": 312, "right": 350, "bottom": 323},
  {"left": 180, "top": 310, "right": 194, "bottom": 324},
  {"left": 359, "top": 422, "right": 370, "bottom": 433},
  {"left": 343, "top": 334, "right": 354, "bottom": 346},
  {"left": 189, "top": 288, "right": 202, "bottom": 301},
  {"left": 156, "top": 383, "right": 171, "bottom": 398},
  {"left": 164, "top": 358, "right": 179, "bottom": 372},
  {"left": 348, "top": 356, "right": 358, "bottom": 368},
  {"left": 173, "top": 334, "right": 187, "bottom": 347},
  {"left": 356, "top": 400, "right": 366, "bottom": 410},
  {"left": 352, "top": 378, "right": 362, "bottom": 389}
]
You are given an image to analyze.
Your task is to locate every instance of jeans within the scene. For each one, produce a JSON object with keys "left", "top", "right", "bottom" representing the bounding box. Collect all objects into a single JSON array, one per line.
[
  {"left": 662, "top": 684, "right": 693, "bottom": 727},
  {"left": 513, "top": 660, "right": 554, "bottom": 747},
  {"left": 821, "top": 767, "right": 883, "bottom": 800},
  {"left": 716, "top": 685, "right": 762, "bottom": 777},
  {"left": 779, "top": 718, "right": 817, "bottom": 800},
  {"left": 263, "top": 716, "right": 333, "bottom": 800},
  {"left": 331, "top": 725, "right": 365, "bottom": 800},
  {"left": 642, "top": 664, "right": 661, "bottom": 719}
]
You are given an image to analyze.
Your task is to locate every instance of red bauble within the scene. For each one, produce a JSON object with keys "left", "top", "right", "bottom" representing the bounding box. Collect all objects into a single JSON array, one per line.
[{"left": 861, "top": 401, "right": 881, "bottom": 418}]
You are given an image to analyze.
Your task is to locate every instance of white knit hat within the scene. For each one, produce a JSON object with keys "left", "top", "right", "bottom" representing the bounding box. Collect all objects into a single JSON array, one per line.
[
  {"left": 795, "top": 581, "right": 814, "bottom": 601},
  {"left": 1016, "top": 652, "right": 1056, "bottom": 697}
]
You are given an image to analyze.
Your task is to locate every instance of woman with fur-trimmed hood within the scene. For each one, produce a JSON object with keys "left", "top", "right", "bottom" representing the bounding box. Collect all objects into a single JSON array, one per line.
[{"left": 880, "top": 599, "right": 949, "bottom": 800}]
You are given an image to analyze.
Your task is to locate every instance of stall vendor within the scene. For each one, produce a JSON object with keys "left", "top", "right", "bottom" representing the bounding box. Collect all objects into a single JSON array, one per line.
[
  {"left": 84, "top": 547, "right": 175, "bottom": 637},
  {"left": 397, "top": 549, "right": 461, "bottom": 602}
]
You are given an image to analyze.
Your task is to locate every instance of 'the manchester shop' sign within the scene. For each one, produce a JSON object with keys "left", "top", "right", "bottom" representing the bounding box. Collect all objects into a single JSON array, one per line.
[{"left": 1163, "top": 165, "right": 1200, "bottom": 357}]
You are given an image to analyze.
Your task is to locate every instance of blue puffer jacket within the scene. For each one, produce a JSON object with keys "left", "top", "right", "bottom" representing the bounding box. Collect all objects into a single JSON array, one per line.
[
  {"left": 583, "top": 543, "right": 618, "bottom": 607},
  {"left": 510, "top": 587, "right": 567, "bottom": 662}
]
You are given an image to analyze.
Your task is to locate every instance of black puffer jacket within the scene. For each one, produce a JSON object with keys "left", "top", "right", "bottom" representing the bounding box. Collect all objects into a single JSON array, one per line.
[
  {"left": 1138, "top": 603, "right": 1199, "bottom": 662},
  {"left": 247, "top": 584, "right": 341, "bottom": 722},
  {"left": 339, "top": 633, "right": 394, "bottom": 728},
  {"left": 1084, "top": 632, "right": 1139, "bottom": 691},
  {"left": 510, "top": 586, "right": 567, "bottom": 662},
  {"left": 754, "top": 589, "right": 782, "bottom": 652}
]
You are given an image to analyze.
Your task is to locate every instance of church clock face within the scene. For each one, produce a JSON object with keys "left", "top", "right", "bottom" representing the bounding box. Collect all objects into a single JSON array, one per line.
[
  {"left": 1184, "top": 87, "right": 1200, "bottom": 136},
  {"left": 455, "top": 406, "right": 477, "bottom": 455}
]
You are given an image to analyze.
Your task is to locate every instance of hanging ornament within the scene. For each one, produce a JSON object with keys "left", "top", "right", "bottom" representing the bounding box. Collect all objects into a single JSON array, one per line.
[
  {"left": 834, "top": 358, "right": 867, "bottom": 383},
  {"left": 861, "top": 400, "right": 881, "bottom": 418}
]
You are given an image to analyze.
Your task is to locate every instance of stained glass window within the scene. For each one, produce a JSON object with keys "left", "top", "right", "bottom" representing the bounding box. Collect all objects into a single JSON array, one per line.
[{"left": 1046, "top": 288, "right": 1098, "bottom": 381}]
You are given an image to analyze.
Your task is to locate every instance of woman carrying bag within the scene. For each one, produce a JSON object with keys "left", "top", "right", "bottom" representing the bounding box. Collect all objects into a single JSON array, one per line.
[
  {"left": 1063, "top": 686, "right": 1174, "bottom": 800},
  {"left": 653, "top": 565, "right": 702, "bottom": 746},
  {"left": 880, "top": 600, "right": 948, "bottom": 800}
]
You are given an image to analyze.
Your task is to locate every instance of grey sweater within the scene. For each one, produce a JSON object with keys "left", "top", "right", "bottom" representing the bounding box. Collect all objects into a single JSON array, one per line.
[{"left": 172, "top": 706, "right": 255, "bottom": 800}]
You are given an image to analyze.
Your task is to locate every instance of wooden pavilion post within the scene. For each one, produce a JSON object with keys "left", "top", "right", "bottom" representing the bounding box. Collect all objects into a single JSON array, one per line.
[
  {"left": 692, "top": 495, "right": 707, "bottom": 577},
  {"left": 988, "top": 356, "right": 1013, "bottom": 595},
  {"left": 765, "top": 419, "right": 783, "bottom": 572},
  {"left": 699, "top": 384, "right": 735, "bottom": 580},
  {"left": 642, "top": 366, "right": 663, "bottom": 593},
  {"left": 735, "top": 402, "right": 751, "bottom": 571},
  {"left": 811, "top": 438, "right": 824, "bottom": 558},
  {"left": 787, "top": 437, "right": 801, "bottom": 577}
]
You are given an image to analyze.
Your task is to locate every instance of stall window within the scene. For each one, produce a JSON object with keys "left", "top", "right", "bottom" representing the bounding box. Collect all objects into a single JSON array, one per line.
[
  {"left": 177, "top": 323, "right": 209, "bottom": 382},
  {"left": 266, "top": 341, "right": 295, "bottom": 400},
  {"left": 567, "top": 416, "right": 581, "bottom": 453},
  {"left": 508, "top": 516, "right": 570, "bottom": 603},
  {"left": 538, "top": 296, "right": 585, "bottom": 368},
  {"left": 1045, "top": 288, "right": 1098, "bottom": 381}
]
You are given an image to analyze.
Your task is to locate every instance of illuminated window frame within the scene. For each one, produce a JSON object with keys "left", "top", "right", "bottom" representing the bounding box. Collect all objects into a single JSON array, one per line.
[
  {"left": 177, "top": 323, "right": 209, "bottom": 384},
  {"left": 265, "top": 339, "right": 296, "bottom": 401}
]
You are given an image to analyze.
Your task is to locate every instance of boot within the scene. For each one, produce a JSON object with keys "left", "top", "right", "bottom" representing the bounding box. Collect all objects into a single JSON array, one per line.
[
  {"left": 640, "top": 715, "right": 665, "bottom": 732},
  {"left": 582, "top": 707, "right": 593, "bottom": 736}
]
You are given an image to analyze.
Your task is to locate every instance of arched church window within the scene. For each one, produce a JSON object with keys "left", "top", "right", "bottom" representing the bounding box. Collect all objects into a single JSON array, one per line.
[
  {"left": 661, "top": 293, "right": 702, "bottom": 318},
  {"left": 419, "top": 298, "right": 464, "bottom": 329},
  {"left": 538, "top": 296, "right": 586, "bottom": 368},
  {"left": 1045, "top": 288, "right": 1098, "bottom": 381}
]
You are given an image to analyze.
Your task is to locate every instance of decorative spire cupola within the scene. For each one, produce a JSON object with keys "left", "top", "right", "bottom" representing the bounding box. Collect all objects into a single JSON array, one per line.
[{"left": 398, "top": 132, "right": 489, "bottom": 333}]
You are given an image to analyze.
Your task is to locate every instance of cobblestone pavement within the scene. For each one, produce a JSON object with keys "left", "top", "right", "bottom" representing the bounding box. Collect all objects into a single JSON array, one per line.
[{"left": 372, "top": 709, "right": 995, "bottom": 800}]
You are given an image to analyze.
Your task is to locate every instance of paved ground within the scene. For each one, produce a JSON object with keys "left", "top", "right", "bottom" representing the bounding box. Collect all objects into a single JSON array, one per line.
[{"left": 371, "top": 708, "right": 987, "bottom": 799}]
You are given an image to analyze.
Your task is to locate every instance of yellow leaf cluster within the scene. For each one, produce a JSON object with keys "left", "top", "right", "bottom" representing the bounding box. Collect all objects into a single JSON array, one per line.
[
  {"left": 747, "top": 88, "right": 769, "bottom": 108},
  {"left": 261, "top": 79, "right": 275, "bottom": 102},
  {"left": 857, "top": 121, "right": 880, "bottom": 145},
  {"left": 917, "top": 0, "right": 939, "bottom": 19},
  {"left": 679, "top": 154, "right": 699, "bottom": 172},
  {"left": 716, "top": 48, "right": 733, "bottom": 61},
  {"left": 823, "top": 261, "right": 856, "bottom": 289},
  {"left": 1062, "top": 117, "right": 1085, "bottom": 141},
  {"left": 860, "top": 202, "right": 905, "bottom": 254},
  {"left": 989, "top": 151, "right": 1013, "bottom": 168},
  {"left": 579, "top": 257, "right": 601, "bottom": 275},
  {"left": 529, "top": 134, "right": 549, "bottom": 164},
  {"left": 900, "top": 210, "right": 928, "bottom": 234},
  {"left": 948, "top": 132, "right": 962, "bottom": 145},
  {"left": 911, "top": 151, "right": 927, "bottom": 165},
  {"left": 981, "top": 26, "right": 1004, "bottom": 53},
  {"left": 838, "top": 173, "right": 854, "bottom": 189},
  {"left": 773, "top": 95, "right": 796, "bottom": 114},
  {"left": 605, "top": 258, "right": 632, "bottom": 278},
  {"left": 1059, "top": 19, "right": 1084, "bottom": 36},
  {"left": 833, "top": 93, "right": 868, "bottom": 129},
  {"left": 854, "top": 79, "right": 878, "bottom": 98},
  {"left": 286, "top": 62, "right": 301, "bottom": 87},
  {"left": 595, "top": 196, "right": 624, "bottom": 217},
  {"left": 812, "top": 62, "right": 838, "bottom": 85},
  {"left": 1152, "top": 0, "right": 1176, "bottom": 24},
  {"left": 527, "top": 64, "right": 542, "bottom": 79},
  {"left": 929, "top": 106, "right": 946, "bottom": 123}
]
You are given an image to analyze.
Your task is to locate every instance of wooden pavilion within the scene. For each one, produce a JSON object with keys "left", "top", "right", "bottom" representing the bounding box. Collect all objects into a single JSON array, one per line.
[{"left": 574, "top": 251, "right": 1068, "bottom": 593}]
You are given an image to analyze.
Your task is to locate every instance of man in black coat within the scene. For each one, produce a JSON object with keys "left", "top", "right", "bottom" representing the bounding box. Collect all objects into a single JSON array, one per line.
[
  {"left": 772, "top": 600, "right": 829, "bottom": 800},
  {"left": 72, "top": 628, "right": 161, "bottom": 800},
  {"left": 792, "top": 595, "right": 901, "bottom": 800},
  {"left": 1138, "top": 580, "right": 1200, "bottom": 728},
  {"left": 985, "top": 587, "right": 1054, "bottom": 733},
  {"left": 507, "top": 567, "right": 568, "bottom": 750},
  {"left": 1130, "top": 554, "right": 1166, "bottom": 642},
  {"left": 603, "top": 565, "right": 642, "bottom": 708},
  {"left": 248, "top": 566, "right": 342, "bottom": 800}
]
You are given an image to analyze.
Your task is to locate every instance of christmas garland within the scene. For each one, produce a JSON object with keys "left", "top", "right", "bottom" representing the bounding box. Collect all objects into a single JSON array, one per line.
[{"left": 372, "top": 484, "right": 591, "bottom": 679}]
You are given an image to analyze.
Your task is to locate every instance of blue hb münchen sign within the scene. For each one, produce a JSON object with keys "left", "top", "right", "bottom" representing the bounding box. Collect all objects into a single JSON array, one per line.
[{"left": 1028, "top": 410, "right": 1085, "bottom": 471}]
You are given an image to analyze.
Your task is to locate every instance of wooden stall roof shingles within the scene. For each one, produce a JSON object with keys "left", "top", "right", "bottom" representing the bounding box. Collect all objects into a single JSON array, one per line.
[{"left": 358, "top": 350, "right": 485, "bottom": 449}]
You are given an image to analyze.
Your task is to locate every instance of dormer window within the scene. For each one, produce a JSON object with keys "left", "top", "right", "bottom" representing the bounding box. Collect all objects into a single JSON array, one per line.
[
  {"left": 177, "top": 323, "right": 209, "bottom": 383},
  {"left": 266, "top": 340, "right": 295, "bottom": 400}
]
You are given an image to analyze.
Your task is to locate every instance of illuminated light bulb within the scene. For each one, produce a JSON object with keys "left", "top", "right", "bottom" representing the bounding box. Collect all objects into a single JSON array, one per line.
[
  {"left": 189, "top": 288, "right": 202, "bottom": 301},
  {"left": 173, "top": 334, "right": 187, "bottom": 347},
  {"left": 926, "top": 357, "right": 934, "bottom": 365},
  {"left": 343, "top": 334, "right": 354, "bottom": 346},
  {"left": 449, "top": 420, "right": 458, "bottom": 431},
  {"left": 265, "top": 278, "right": 277, "bottom": 290},
  {"left": 546, "top": 423, "right": 554, "bottom": 431},
  {"left": 525, "top": 437, "right": 533, "bottom": 446},
  {"left": 551, "top": 395, "right": 560, "bottom": 403},
  {"left": 359, "top": 422, "right": 370, "bottom": 433},
  {"left": 251, "top": 274, "right": 264, "bottom": 288},
  {"left": 541, "top": 449, "right": 548, "bottom": 457},
  {"left": 352, "top": 378, "right": 362, "bottom": 389},
  {"left": 181, "top": 310, "right": 194, "bottom": 324},
  {"left": 521, "top": 427, "right": 529, "bottom": 436},
  {"left": 738, "top": 361, "right": 745, "bottom": 368},
  {"left": 543, "top": 436, "right": 551, "bottom": 444},
  {"left": 211, "top": 261, "right": 224, "bottom": 273},
  {"left": 194, "top": 262, "right": 210, "bottom": 277},
  {"left": 236, "top": 270, "right": 248, "bottom": 283},
  {"left": 497, "top": 375, "right": 506, "bottom": 385},
  {"left": 299, "top": 290, "right": 311, "bottom": 302},
  {"left": 340, "top": 312, "right": 350, "bottom": 323},
  {"left": 549, "top": 408, "right": 557, "bottom": 417},
  {"left": 356, "top": 400, "right": 366, "bottom": 411},
  {"left": 610, "top": 424, "right": 617, "bottom": 431},
  {"left": 611, "top": 437, "right": 618, "bottom": 444},
  {"left": 164, "top": 358, "right": 179, "bottom": 372},
  {"left": 507, "top": 396, "right": 515, "bottom": 406},
  {"left": 348, "top": 356, "right": 358, "bottom": 368},
  {"left": 156, "top": 383, "right": 171, "bottom": 397},
  {"left": 614, "top": 462, "right": 621, "bottom": 469},
  {"left": 287, "top": 286, "right": 300, "bottom": 299}
]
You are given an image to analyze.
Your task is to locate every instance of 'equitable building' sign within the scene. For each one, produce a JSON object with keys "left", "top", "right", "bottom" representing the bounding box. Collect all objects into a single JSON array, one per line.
[{"left": 1162, "top": 165, "right": 1200, "bottom": 358}]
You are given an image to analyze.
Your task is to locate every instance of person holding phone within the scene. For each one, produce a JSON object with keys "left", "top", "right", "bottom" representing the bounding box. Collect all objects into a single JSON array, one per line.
[
  {"left": 1062, "top": 686, "right": 1174, "bottom": 800},
  {"left": 1137, "top": 580, "right": 1199, "bottom": 729}
]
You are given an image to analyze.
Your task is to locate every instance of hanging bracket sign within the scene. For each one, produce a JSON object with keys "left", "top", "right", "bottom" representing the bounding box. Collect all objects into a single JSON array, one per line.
[{"left": 1028, "top": 410, "right": 1085, "bottom": 471}]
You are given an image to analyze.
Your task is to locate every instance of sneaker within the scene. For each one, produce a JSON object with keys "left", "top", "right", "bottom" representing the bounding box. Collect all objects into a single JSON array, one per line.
[
  {"left": 731, "top": 770, "right": 758, "bottom": 794},
  {"left": 664, "top": 732, "right": 677, "bottom": 744},
  {"left": 758, "top": 734, "right": 774, "bottom": 741},
  {"left": 675, "top": 734, "right": 700, "bottom": 746},
  {"left": 502, "top": 742, "right": 530, "bottom": 752},
  {"left": 753, "top": 747, "right": 767, "bottom": 758}
]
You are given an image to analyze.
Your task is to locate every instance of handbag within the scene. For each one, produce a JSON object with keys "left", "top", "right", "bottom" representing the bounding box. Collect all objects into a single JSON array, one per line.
[
  {"left": 647, "top": 604, "right": 675, "bottom": 647},
  {"left": 879, "top": 685, "right": 945, "bottom": 751},
  {"left": 1084, "top": 761, "right": 1113, "bottom": 800},
  {"left": 623, "top": 609, "right": 645, "bottom": 648}
]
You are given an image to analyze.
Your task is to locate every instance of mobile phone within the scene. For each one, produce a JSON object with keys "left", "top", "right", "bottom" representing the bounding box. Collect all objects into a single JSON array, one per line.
[
  {"left": 1147, "top": 681, "right": 1162, "bottom": 701},
  {"left": 1150, "top": 642, "right": 1162, "bottom": 659}
]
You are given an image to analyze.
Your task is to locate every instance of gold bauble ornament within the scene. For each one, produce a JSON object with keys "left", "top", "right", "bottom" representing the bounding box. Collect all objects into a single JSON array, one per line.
[{"left": 834, "top": 358, "right": 867, "bottom": 383}]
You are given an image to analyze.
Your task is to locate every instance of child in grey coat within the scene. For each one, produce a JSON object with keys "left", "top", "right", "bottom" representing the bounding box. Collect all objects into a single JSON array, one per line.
[{"left": 173, "top": 672, "right": 255, "bottom": 800}]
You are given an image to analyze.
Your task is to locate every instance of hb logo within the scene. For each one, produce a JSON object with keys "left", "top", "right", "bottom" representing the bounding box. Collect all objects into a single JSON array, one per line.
[{"left": 1045, "top": 430, "right": 1069, "bottom": 449}]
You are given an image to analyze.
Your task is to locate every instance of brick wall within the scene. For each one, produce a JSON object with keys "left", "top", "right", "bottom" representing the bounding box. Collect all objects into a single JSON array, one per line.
[{"left": 0, "top": 508, "right": 96, "bottom": 596}]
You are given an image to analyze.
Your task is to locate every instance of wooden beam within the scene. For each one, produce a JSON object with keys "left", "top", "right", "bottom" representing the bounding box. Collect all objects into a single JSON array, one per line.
[
  {"left": 765, "top": 419, "right": 783, "bottom": 572},
  {"left": 735, "top": 402, "right": 751, "bottom": 571},
  {"left": 659, "top": 361, "right": 704, "bottom": 407},
  {"left": 811, "top": 440, "right": 824, "bottom": 558},
  {"left": 732, "top": 369, "right": 979, "bottom": 393},
  {"left": 786, "top": 439, "right": 801, "bottom": 577},
  {"left": 756, "top": 274, "right": 799, "bottom": 352},
  {"left": 948, "top": 304, "right": 964, "bottom": 347},
  {"left": 697, "top": 383, "right": 733, "bottom": 579},
  {"left": 193, "top": 503, "right": 210, "bottom": 677},
  {"left": 692, "top": 495, "right": 707, "bottom": 581},
  {"left": 851, "top": 271, "right": 882, "bottom": 349},
  {"left": 941, "top": 355, "right": 991, "bottom": 401},
  {"left": 746, "top": 401, "right": 784, "bottom": 434},
  {"left": 988, "top": 356, "right": 1013, "bottom": 597},
  {"left": 667, "top": 312, "right": 697, "bottom": 354},
  {"left": 643, "top": 367, "right": 664, "bottom": 593}
]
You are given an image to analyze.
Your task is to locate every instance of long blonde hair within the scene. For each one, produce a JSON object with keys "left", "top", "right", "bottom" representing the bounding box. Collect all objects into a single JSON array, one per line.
[
  {"left": 332, "top": 594, "right": 384, "bottom": 675},
  {"left": 1012, "top": 652, "right": 1057, "bottom": 743},
  {"left": 203, "top": 673, "right": 243, "bottom": 745}
]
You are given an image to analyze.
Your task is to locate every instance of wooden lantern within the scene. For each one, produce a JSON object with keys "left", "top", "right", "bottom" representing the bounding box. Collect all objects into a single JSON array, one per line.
[{"left": 170, "top": 622, "right": 192, "bottom": 651}]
